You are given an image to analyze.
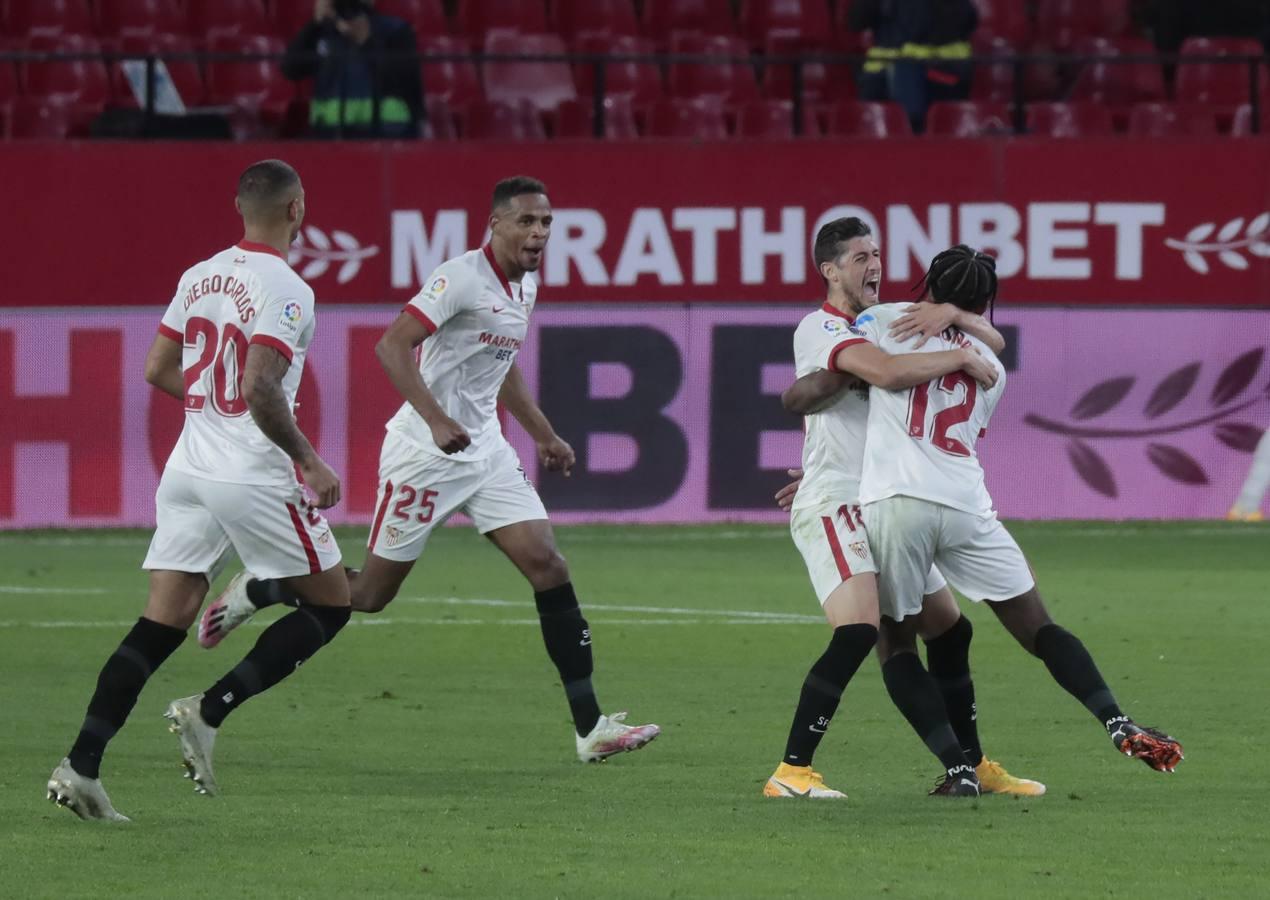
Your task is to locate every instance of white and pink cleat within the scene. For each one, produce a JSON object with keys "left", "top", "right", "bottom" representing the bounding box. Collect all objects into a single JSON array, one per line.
[{"left": 576, "top": 712, "right": 660, "bottom": 762}]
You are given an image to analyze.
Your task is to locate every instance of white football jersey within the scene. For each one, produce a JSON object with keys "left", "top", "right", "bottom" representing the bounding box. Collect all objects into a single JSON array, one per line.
[
  {"left": 790, "top": 303, "right": 872, "bottom": 511},
  {"left": 387, "top": 246, "right": 535, "bottom": 461},
  {"left": 853, "top": 303, "right": 1005, "bottom": 515},
  {"left": 158, "top": 241, "right": 315, "bottom": 486}
]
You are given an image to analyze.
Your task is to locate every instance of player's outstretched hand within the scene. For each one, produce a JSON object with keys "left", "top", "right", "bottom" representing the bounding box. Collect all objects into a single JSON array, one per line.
[
  {"left": 775, "top": 468, "right": 803, "bottom": 512},
  {"left": 890, "top": 302, "right": 960, "bottom": 348},
  {"left": 959, "top": 349, "right": 999, "bottom": 389},
  {"left": 298, "top": 454, "right": 341, "bottom": 508},
  {"left": 429, "top": 416, "right": 472, "bottom": 454},
  {"left": 539, "top": 435, "right": 576, "bottom": 477}
]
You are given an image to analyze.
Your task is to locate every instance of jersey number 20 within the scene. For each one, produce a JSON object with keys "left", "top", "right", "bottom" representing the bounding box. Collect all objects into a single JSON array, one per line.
[
  {"left": 184, "top": 316, "right": 248, "bottom": 417},
  {"left": 906, "top": 371, "right": 977, "bottom": 458}
]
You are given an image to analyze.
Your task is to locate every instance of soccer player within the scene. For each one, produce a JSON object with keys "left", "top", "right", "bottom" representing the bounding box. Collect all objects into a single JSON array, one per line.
[
  {"left": 47, "top": 160, "right": 352, "bottom": 821},
  {"left": 849, "top": 245, "right": 1183, "bottom": 777},
  {"left": 764, "top": 218, "right": 1042, "bottom": 799},
  {"left": 201, "top": 176, "right": 659, "bottom": 763}
]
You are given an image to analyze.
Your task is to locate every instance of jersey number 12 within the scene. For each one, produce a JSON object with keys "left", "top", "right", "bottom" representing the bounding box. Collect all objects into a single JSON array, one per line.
[{"left": 906, "top": 371, "right": 977, "bottom": 458}]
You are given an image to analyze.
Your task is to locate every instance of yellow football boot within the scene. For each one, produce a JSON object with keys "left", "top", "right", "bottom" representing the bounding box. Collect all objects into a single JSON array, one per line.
[
  {"left": 1227, "top": 508, "right": 1264, "bottom": 522},
  {"left": 763, "top": 763, "right": 847, "bottom": 799},
  {"left": 975, "top": 758, "right": 1046, "bottom": 796}
]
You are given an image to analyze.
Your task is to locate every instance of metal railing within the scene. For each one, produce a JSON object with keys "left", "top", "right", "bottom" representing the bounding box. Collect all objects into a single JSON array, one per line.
[{"left": 0, "top": 47, "right": 1264, "bottom": 138}]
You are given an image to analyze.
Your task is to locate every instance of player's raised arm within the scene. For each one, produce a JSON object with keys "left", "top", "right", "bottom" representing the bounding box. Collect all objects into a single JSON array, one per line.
[
  {"left": 373, "top": 310, "right": 471, "bottom": 454},
  {"left": 782, "top": 369, "right": 852, "bottom": 414},
  {"left": 499, "top": 363, "right": 574, "bottom": 476},
  {"left": 888, "top": 301, "right": 1006, "bottom": 355},
  {"left": 242, "top": 343, "right": 340, "bottom": 508},
  {"left": 143, "top": 331, "right": 184, "bottom": 400},
  {"left": 831, "top": 340, "right": 998, "bottom": 391}
]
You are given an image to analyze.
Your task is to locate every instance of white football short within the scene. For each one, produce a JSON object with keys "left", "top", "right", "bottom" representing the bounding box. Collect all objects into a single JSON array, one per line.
[
  {"left": 790, "top": 499, "right": 946, "bottom": 606},
  {"left": 367, "top": 432, "right": 548, "bottom": 562},
  {"left": 143, "top": 468, "right": 342, "bottom": 580},
  {"left": 863, "top": 495, "right": 1035, "bottom": 622}
]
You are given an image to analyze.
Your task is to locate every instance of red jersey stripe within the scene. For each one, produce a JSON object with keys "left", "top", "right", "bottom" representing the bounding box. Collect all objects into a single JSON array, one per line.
[
  {"left": 249, "top": 333, "right": 294, "bottom": 362},
  {"left": 404, "top": 304, "right": 438, "bottom": 334},
  {"left": 828, "top": 338, "right": 868, "bottom": 372},
  {"left": 820, "top": 515, "right": 854, "bottom": 581},
  {"left": 367, "top": 480, "right": 394, "bottom": 552},
  {"left": 286, "top": 503, "right": 321, "bottom": 574},
  {"left": 157, "top": 323, "right": 182, "bottom": 343}
]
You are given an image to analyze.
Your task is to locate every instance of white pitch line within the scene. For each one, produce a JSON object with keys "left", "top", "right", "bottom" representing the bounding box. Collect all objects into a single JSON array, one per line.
[
  {"left": 0, "top": 616, "right": 816, "bottom": 630},
  {"left": 401, "top": 594, "right": 820, "bottom": 623},
  {"left": 0, "top": 585, "right": 110, "bottom": 595}
]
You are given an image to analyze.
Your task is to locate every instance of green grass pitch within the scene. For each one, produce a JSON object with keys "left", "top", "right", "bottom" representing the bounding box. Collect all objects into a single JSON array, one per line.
[{"left": 0, "top": 522, "right": 1266, "bottom": 898}]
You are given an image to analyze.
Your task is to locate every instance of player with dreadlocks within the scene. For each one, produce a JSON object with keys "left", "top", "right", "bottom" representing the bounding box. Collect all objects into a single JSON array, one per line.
[{"left": 855, "top": 245, "right": 1183, "bottom": 785}]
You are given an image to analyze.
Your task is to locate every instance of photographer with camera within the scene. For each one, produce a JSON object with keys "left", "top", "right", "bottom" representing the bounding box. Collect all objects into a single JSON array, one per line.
[{"left": 281, "top": 0, "right": 424, "bottom": 139}]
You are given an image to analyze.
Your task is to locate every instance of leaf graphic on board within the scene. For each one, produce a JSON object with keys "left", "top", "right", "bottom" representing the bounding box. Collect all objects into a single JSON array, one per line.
[
  {"left": 1217, "top": 218, "right": 1245, "bottom": 242},
  {"left": 1070, "top": 377, "right": 1134, "bottom": 420},
  {"left": 1143, "top": 363, "right": 1200, "bottom": 419},
  {"left": 1219, "top": 251, "right": 1249, "bottom": 270},
  {"left": 337, "top": 257, "right": 361, "bottom": 284},
  {"left": 1182, "top": 250, "right": 1209, "bottom": 273},
  {"left": 331, "top": 230, "right": 359, "bottom": 251},
  {"left": 1210, "top": 349, "right": 1263, "bottom": 405},
  {"left": 1067, "top": 440, "right": 1117, "bottom": 497},
  {"left": 1249, "top": 213, "right": 1270, "bottom": 257},
  {"left": 1146, "top": 444, "right": 1209, "bottom": 485},
  {"left": 1214, "top": 423, "right": 1265, "bottom": 453},
  {"left": 301, "top": 257, "right": 329, "bottom": 279},
  {"left": 1186, "top": 223, "right": 1215, "bottom": 243},
  {"left": 304, "top": 226, "right": 330, "bottom": 250}
]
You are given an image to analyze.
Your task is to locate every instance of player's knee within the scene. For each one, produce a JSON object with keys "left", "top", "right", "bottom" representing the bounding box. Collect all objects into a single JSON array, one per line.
[
  {"left": 351, "top": 582, "right": 396, "bottom": 614},
  {"left": 303, "top": 603, "right": 351, "bottom": 642},
  {"left": 524, "top": 547, "right": 569, "bottom": 591}
]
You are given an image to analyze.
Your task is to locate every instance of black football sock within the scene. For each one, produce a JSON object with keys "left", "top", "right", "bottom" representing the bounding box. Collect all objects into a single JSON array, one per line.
[
  {"left": 1033, "top": 623, "right": 1125, "bottom": 730},
  {"left": 782, "top": 623, "right": 878, "bottom": 766},
  {"left": 534, "top": 582, "right": 601, "bottom": 737},
  {"left": 882, "top": 651, "right": 973, "bottom": 773},
  {"left": 924, "top": 615, "right": 983, "bottom": 766},
  {"left": 245, "top": 569, "right": 358, "bottom": 610},
  {"left": 67, "top": 617, "right": 186, "bottom": 779},
  {"left": 199, "top": 604, "right": 350, "bottom": 728}
]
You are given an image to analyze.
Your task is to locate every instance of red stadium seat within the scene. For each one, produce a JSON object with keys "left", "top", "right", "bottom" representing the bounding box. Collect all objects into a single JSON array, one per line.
[
  {"left": 1025, "top": 101, "right": 1113, "bottom": 137},
  {"left": 3, "top": 0, "right": 94, "bottom": 39},
  {"left": 1231, "top": 103, "right": 1269, "bottom": 137},
  {"left": 643, "top": 0, "right": 735, "bottom": 46},
  {"left": 555, "top": 0, "right": 639, "bottom": 45},
  {"left": 762, "top": 32, "right": 854, "bottom": 103},
  {"left": 419, "top": 34, "right": 482, "bottom": 110},
  {"left": 421, "top": 96, "right": 458, "bottom": 138},
  {"left": 825, "top": 100, "right": 911, "bottom": 138},
  {"left": 1069, "top": 37, "right": 1166, "bottom": 108},
  {"left": 970, "top": 34, "right": 1061, "bottom": 102},
  {"left": 463, "top": 98, "right": 547, "bottom": 138},
  {"left": 668, "top": 33, "right": 758, "bottom": 103},
  {"left": 375, "top": 0, "right": 449, "bottom": 41},
  {"left": 188, "top": 0, "right": 270, "bottom": 44},
  {"left": 457, "top": 0, "right": 548, "bottom": 42},
  {"left": 1035, "top": 0, "right": 1130, "bottom": 50},
  {"left": 7, "top": 96, "right": 75, "bottom": 137},
  {"left": 925, "top": 100, "right": 1013, "bottom": 137},
  {"left": 97, "top": 0, "right": 189, "bottom": 41},
  {"left": 552, "top": 94, "right": 640, "bottom": 138},
  {"left": 483, "top": 30, "right": 576, "bottom": 112},
  {"left": 971, "top": 0, "right": 1033, "bottom": 46},
  {"left": 1176, "top": 37, "right": 1269, "bottom": 106},
  {"left": 647, "top": 96, "right": 729, "bottom": 137},
  {"left": 1126, "top": 102, "right": 1219, "bottom": 137},
  {"left": 574, "top": 34, "right": 663, "bottom": 106},
  {"left": 205, "top": 34, "right": 291, "bottom": 117},
  {"left": 739, "top": 0, "right": 832, "bottom": 50},
  {"left": 115, "top": 33, "right": 205, "bottom": 108},
  {"left": 22, "top": 35, "right": 111, "bottom": 105},
  {"left": 0, "top": 59, "right": 18, "bottom": 104},
  {"left": 734, "top": 97, "right": 821, "bottom": 137}
]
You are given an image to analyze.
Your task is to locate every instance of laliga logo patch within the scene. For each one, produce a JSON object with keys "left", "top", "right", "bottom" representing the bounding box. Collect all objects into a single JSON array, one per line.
[
  {"left": 423, "top": 275, "right": 448, "bottom": 302},
  {"left": 279, "top": 301, "right": 303, "bottom": 332},
  {"left": 821, "top": 319, "right": 846, "bottom": 334}
]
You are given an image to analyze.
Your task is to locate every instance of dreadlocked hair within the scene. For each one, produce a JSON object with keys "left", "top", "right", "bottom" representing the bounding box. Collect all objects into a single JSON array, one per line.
[{"left": 913, "top": 245, "right": 998, "bottom": 319}]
